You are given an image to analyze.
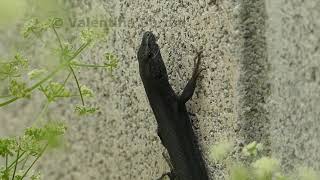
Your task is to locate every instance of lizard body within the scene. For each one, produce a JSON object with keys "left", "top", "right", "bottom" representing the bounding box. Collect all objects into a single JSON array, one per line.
[{"left": 137, "top": 32, "right": 209, "bottom": 180}]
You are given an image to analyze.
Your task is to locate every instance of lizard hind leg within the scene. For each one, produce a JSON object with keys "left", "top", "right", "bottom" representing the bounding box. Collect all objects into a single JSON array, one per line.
[
  {"left": 162, "top": 151, "right": 174, "bottom": 172},
  {"left": 155, "top": 172, "right": 176, "bottom": 180},
  {"left": 155, "top": 152, "right": 176, "bottom": 180}
]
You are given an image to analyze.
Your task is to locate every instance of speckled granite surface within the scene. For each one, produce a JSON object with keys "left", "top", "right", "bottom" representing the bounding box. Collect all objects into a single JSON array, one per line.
[
  {"left": 0, "top": 0, "right": 319, "bottom": 179},
  {"left": 266, "top": 0, "right": 320, "bottom": 171}
]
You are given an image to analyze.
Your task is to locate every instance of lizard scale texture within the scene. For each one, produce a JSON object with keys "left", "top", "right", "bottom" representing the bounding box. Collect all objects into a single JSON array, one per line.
[{"left": 137, "top": 31, "right": 209, "bottom": 180}]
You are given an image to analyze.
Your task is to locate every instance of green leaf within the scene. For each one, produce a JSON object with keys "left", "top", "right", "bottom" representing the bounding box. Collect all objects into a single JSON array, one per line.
[
  {"left": 39, "top": 82, "right": 71, "bottom": 102},
  {"left": 23, "top": 122, "right": 66, "bottom": 153},
  {"left": 13, "top": 53, "right": 28, "bottom": 68},
  {"left": 14, "top": 170, "right": 25, "bottom": 180},
  {"left": 20, "top": 136, "right": 43, "bottom": 156},
  {"left": 47, "top": 17, "right": 63, "bottom": 28},
  {"left": 42, "top": 121, "right": 66, "bottom": 148},
  {"left": 75, "top": 105, "right": 98, "bottom": 115},
  {"left": 30, "top": 173, "right": 41, "bottom": 180},
  {"left": 0, "top": 138, "right": 15, "bottom": 157},
  {"left": 242, "top": 141, "right": 263, "bottom": 157},
  {"left": 0, "top": 53, "right": 29, "bottom": 80},
  {"left": 9, "top": 80, "right": 30, "bottom": 98},
  {"left": 297, "top": 167, "right": 319, "bottom": 180},
  {"left": 209, "top": 140, "right": 234, "bottom": 162},
  {"left": 104, "top": 52, "right": 118, "bottom": 72},
  {"left": 252, "top": 157, "right": 280, "bottom": 180},
  {"left": 80, "top": 28, "right": 97, "bottom": 44},
  {"left": 21, "top": 18, "right": 49, "bottom": 38},
  {"left": 0, "top": 63, "right": 19, "bottom": 80},
  {"left": 21, "top": 17, "right": 62, "bottom": 38},
  {"left": 229, "top": 164, "right": 250, "bottom": 180},
  {"left": 43, "top": 121, "right": 66, "bottom": 138},
  {"left": 80, "top": 85, "right": 94, "bottom": 97},
  {"left": 24, "top": 128, "right": 45, "bottom": 141},
  {"left": 58, "top": 43, "right": 74, "bottom": 63},
  {"left": 275, "top": 173, "right": 289, "bottom": 180},
  {"left": 0, "top": 167, "right": 10, "bottom": 180},
  {"left": 28, "top": 69, "right": 47, "bottom": 80},
  {"left": 21, "top": 18, "right": 39, "bottom": 38}
]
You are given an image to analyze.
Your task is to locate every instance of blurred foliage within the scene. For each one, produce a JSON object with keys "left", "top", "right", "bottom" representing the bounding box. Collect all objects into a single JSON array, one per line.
[
  {"left": 242, "top": 141, "right": 263, "bottom": 157},
  {"left": 0, "top": 17, "right": 117, "bottom": 109},
  {"left": 0, "top": 13, "right": 118, "bottom": 179},
  {"left": 210, "top": 141, "right": 320, "bottom": 180},
  {"left": 26, "top": 0, "right": 67, "bottom": 18},
  {"left": 0, "top": 0, "right": 27, "bottom": 28},
  {"left": 0, "top": 122, "right": 66, "bottom": 180},
  {"left": 0, "top": 0, "right": 68, "bottom": 29},
  {"left": 210, "top": 140, "right": 234, "bottom": 162}
]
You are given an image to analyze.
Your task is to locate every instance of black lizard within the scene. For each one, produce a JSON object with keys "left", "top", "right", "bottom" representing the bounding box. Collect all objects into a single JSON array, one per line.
[{"left": 137, "top": 31, "right": 209, "bottom": 180}]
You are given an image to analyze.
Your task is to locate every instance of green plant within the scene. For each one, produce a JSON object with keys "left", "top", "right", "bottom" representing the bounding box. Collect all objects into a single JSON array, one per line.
[
  {"left": 0, "top": 122, "right": 66, "bottom": 180},
  {"left": 0, "top": 17, "right": 118, "bottom": 111},
  {"left": 0, "top": 16, "right": 118, "bottom": 179},
  {"left": 210, "top": 141, "right": 320, "bottom": 180}
]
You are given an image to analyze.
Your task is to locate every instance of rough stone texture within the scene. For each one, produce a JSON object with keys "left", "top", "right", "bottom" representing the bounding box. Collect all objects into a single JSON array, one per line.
[
  {"left": 0, "top": 0, "right": 319, "bottom": 179},
  {"left": 266, "top": 0, "right": 320, "bottom": 172},
  {"left": 235, "top": 0, "right": 270, "bottom": 150}
]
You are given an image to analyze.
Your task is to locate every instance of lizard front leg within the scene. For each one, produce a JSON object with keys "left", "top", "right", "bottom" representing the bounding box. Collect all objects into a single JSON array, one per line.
[{"left": 178, "top": 51, "right": 204, "bottom": 104}]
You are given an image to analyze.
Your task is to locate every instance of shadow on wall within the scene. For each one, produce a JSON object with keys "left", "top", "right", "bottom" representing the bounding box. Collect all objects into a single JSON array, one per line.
[{"left": 237, "top": 0, "right": 270, "bottom": 148}]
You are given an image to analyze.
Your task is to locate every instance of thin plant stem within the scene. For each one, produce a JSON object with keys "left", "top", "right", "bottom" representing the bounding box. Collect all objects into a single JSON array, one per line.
[
  {"left": 9, "top": 153, "right": 30, "bottom": 170},
  {"left": 39, "top": 85, "right": 50, "bottom": 100},
  {"left": 8, "top": 152, "right": 26, "bottom": 169},
  {"left": 70, "top": 41, "right": 91, "bottom": 60},
  {"left": 5, "top": 154, "right": 8, "bottom": 169},
  {"left": 34, "top": 101, "right": 50, "bottom": 124},
  {"left": 27, "top": 64, "right": 65, "bottom": 92},
  {"left": 56, "top": 71, "right": 71, "bottom": 95},
  {"left": 71, "top": 63, "right": 107, "bottom": 68},
  {"left": 53, "top": 27, "right": 63, "bottom": 50},
  {"left": 0, "top": 95, "right": 12, "bottom": 99},
  {"left": 11, "top": 146, "right": 20, "bottom": 180},
  {"left": 0, "top": 64, "right": 65, "bottom": 107},
  {"left": 20, "top": 154, "right": 30, "bottom": 170},
  {"left": 55, "top": 94, "right": 81, "bottom": 98},
  {"left": 34, "top": 73, "right": 71, "bottom": 122},
  {"left": 62, "top": 72, "right": 72, "bottom": 86},
  {"left": 69, "top": 65, "right": 85, "bottom": 106},
  {"left": 0, "top": 97, "right": 19, "bottom": 107},
  {"left": 0, "top": 37, "right": 90, "bottom": 108},
  {"left": 20, "top": 144, "right": 48, "bottom": 180}
]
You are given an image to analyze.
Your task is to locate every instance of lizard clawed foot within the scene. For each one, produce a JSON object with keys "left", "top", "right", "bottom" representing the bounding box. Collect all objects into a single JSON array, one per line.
[
  {"left": 192, "top": 50, "right": 205, "bottom": 79},
  {"left": 162, "top": 152, "right": 173, "bottom": 170},
  {"left": 155, "top": 152, "right": 176, "bottom": 180},
  {"left": 155, "top": 172, "right": 175, "bottom": 180}
]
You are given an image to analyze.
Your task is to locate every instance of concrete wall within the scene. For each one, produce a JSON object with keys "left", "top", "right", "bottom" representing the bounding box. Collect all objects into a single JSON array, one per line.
[
  {"left": 266, "top": 0, "right": 320, "bottom": 171},
  {"left": 0, "top": 0, "right": 319, "bottom": 179}
]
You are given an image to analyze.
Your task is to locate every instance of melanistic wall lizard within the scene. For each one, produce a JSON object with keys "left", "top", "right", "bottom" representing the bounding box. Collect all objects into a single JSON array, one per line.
[{"left": 137, "top": 32, "right": 209, "bottom": 180}]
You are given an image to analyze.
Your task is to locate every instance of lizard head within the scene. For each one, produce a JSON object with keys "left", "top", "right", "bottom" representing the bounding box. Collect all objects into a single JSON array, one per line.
[{"left": 137, "top": 31, "right": 160, "bottom": 63}]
